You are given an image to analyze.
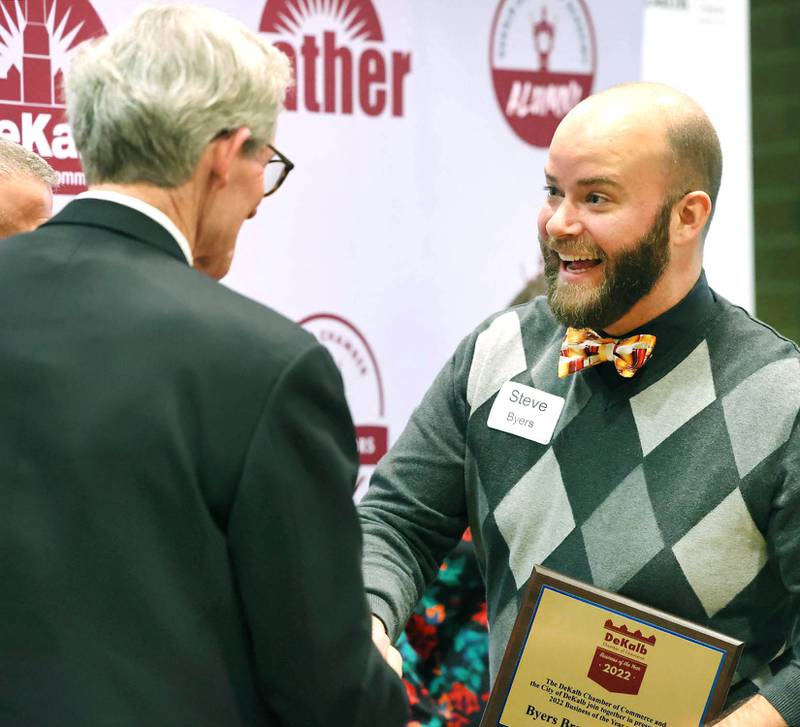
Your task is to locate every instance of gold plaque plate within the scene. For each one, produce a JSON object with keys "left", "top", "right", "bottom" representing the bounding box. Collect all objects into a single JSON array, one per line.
[{"left": 481, "top": 566, "right": 742, "bottom": 727}]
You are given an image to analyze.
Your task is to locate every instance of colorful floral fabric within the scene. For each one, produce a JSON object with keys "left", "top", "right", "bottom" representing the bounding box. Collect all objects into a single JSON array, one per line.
[{"left": 399, "top": 530, "right": 490, "bottom": 727}]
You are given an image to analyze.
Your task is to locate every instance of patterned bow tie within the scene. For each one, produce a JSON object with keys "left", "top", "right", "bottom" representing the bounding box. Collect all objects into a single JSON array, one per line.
[{"left": 558, "top": 327, "right": 656, "bottom": 379}]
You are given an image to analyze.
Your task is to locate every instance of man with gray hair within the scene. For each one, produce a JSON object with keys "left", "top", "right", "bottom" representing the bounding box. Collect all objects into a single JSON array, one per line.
[
  {"left": 0, "top": 5, "right": 406, "bottom": 727},
  {"left": 0, "top": 138, "right": 58, "bottom": 238}
]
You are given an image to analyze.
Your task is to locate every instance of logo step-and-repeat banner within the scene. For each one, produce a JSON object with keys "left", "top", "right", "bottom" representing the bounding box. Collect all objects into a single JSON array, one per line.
[
  {"left": 246, "top": 0, "right": 643, "bottom": 497},
  {"left": 0, "top": 0, "right": 644, "bottom": 497},
  {"left": 0, "top": 1, "right": 751, "bottom": 496}
]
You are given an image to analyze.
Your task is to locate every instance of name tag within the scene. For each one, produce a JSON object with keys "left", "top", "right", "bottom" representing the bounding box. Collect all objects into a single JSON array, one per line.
[{"left": 487, "top": 382, "right": 565, "bottom": 445}]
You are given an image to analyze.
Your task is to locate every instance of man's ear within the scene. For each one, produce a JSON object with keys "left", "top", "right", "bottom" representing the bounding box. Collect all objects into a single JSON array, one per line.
[
  {"left": 672, "top": 190, "right": 712, "bottom": 246},
  {"left": 209, "top": 127, "right": 252, "bottom": 188}
]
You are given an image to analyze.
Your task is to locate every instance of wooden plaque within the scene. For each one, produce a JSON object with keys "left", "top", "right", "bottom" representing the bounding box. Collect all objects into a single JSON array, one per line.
[{"left": 481, "top": 566, "right": 743, "bottom": 727}]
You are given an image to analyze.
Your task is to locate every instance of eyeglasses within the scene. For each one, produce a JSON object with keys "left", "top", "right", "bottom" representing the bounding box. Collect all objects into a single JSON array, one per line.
[
  {"left": 262, "top": 144, "right": 294, "bottom": 197},
  {"left": 212, "top": 130, "right": 294, "bottom": 198}
]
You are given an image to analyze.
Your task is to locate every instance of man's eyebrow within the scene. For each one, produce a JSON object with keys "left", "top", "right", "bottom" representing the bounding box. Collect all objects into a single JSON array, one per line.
[
  {"left": 576, "top": 176, "right": 622, "bottom": 188},
  {"left": 543, "top": 173, "right": 622, "bottom": 188}
]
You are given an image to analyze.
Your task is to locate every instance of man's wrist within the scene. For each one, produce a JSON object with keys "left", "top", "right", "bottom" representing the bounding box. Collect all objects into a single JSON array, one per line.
[
  {"left": 365, "top": 594, "right": 398, "bottom": 640},
  {"left": 371, "top": 613, "right": 388, "bottom": 636},
  {"left": 708, "top": 695, "right": 787, "bottom": 726}
]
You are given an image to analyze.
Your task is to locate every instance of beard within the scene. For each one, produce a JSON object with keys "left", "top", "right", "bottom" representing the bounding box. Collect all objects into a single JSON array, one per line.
[{"left": 540, "top": 199, "right": 673, "bottom": 331}]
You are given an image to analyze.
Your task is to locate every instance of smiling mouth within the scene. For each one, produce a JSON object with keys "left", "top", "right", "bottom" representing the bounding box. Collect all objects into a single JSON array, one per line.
[{"left": 558, "top": 252, "right": 602, "bottom": 273}]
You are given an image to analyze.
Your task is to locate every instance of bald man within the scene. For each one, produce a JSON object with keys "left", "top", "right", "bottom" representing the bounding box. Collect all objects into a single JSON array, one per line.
[
  {"left": 0, "top": 139, "right": 57, "bottom": 237},
  {"left": 359, "top": 83, "right": 799, "bottom": 726}
]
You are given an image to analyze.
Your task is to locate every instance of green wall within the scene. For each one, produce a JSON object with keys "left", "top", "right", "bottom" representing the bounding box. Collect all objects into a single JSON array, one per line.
[{"left": 751, "top": 1, "right": 800, "bottom": 343}]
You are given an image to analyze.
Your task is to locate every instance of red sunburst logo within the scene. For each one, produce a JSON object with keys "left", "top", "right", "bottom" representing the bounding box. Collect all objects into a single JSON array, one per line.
[
  {"left": 0, "top": 0, "right": 106, "bottom": 194},
  {"left": 0, "top": 0, "right": 104, "bottom": 108},
  {"left": 259, "top": 0, "right": 411, "bottom": 118},
  {"left": 260, "top": 0, "right": 383, "bottom": 42}
]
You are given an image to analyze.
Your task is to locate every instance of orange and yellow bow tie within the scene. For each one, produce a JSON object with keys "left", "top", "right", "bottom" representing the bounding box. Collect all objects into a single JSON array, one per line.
[{"left": 558, "top": 327, "right": 656, "bottom": 379}]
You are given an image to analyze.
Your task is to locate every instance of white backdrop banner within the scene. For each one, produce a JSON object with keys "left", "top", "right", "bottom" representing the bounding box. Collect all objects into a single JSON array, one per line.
[
  {"left": 642, "top": 0, "right": 754, "bottom": 312},
  {"left": 2, "top": 1, "right": 653, "bottom": 496}
]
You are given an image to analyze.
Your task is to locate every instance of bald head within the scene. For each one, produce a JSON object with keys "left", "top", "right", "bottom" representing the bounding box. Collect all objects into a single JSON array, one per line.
[
  {"left": 0, "top": 139, "right": 58, "bottom": 239},
  {"left": 538, "top": 83, "right": 720, "bottom": 333},
  {"left": 558, "top": 83, "right": 722, "bottom": 226}
]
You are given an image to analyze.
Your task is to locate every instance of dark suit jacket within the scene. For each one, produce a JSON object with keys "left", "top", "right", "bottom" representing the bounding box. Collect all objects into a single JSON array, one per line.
[{"left": 0, "top": 199, "right": 407, "bottom": 726}]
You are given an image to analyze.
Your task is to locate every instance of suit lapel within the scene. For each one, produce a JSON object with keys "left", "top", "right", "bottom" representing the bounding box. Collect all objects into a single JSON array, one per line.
[{"left": 43, "top": 199, "right": 190, "bottom": 265}]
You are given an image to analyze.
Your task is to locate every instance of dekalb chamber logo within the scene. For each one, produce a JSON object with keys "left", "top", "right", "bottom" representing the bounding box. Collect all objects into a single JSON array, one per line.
[
  {"left": 299, "top": 313, "right": 388, "bottom": 497},
  {"left": 490, "top": 0, "right": 596, "bottom": 147},
  {"left": 260, "top": 0, "right": 411, "bottom": 117},
  {"left": 587, "top": 619, "right": 656, "bottom": 696},
  {"left": 0, "top": 0, "right": 106, "bottom": 195}
]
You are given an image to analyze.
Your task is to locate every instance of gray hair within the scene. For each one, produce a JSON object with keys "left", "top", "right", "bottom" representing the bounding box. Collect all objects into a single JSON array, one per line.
[
  {"left": 65, "top": 3, "right": 292, "bottom": 187},
  {"left": 0, "top": 138, "right": 59, "bottom": 187}
]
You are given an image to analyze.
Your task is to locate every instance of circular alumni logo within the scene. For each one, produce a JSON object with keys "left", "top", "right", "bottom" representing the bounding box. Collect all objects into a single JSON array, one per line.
[
  {"left": 299, "top": 313, "right": 388, "bottom": 498},
  {"left": 489, "top": 0, "right": 596, "bottom": 148},
  {"left": 0, "top": 0, "right": 106, "bottom": 195}
]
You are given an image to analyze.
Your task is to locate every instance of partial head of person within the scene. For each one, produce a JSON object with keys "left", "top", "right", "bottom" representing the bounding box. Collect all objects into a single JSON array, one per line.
[
  {"left": 537, "top": 82, "right": 722, "bottom": 335},
  {"left": 0, "top": 139, "right": 58, "bottom": 238},
  {"left": 64, "top": 3, "right": 293, "bottom": 280}
]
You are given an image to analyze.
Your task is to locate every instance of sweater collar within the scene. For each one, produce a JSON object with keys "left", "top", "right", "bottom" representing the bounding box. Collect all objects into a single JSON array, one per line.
[{"left": 592, "top": 272, "right": 721, "bottom": 393}]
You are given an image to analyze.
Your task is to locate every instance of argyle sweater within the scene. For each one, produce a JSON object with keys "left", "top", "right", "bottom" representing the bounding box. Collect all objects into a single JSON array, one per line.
[{"left": 359, "top": 275, "right": 800, "bottom": 723}]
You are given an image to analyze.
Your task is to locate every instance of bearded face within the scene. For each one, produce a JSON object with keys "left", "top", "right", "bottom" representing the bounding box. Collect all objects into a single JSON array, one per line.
[{"left": 540, "top": 198, "right": 674, "bottom": 331}]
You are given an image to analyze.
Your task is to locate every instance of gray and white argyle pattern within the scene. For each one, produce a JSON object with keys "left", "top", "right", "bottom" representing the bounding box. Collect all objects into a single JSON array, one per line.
[{"left": 464, "top": 307, "right": 800, "bottom": 690}]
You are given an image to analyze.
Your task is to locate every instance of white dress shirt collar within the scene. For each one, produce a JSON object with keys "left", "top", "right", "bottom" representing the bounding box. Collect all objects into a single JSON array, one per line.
[{"left": 75, "top": 189, "right": 194, "bottom": 266}]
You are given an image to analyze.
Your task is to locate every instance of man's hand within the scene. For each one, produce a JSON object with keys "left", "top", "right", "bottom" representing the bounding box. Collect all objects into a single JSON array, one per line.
[
  {"left": 709, "top": 695, "right": 787, "bottom": 726},
  {"left": 371, "top": 615, "right": 403, "bottom": 677}
]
